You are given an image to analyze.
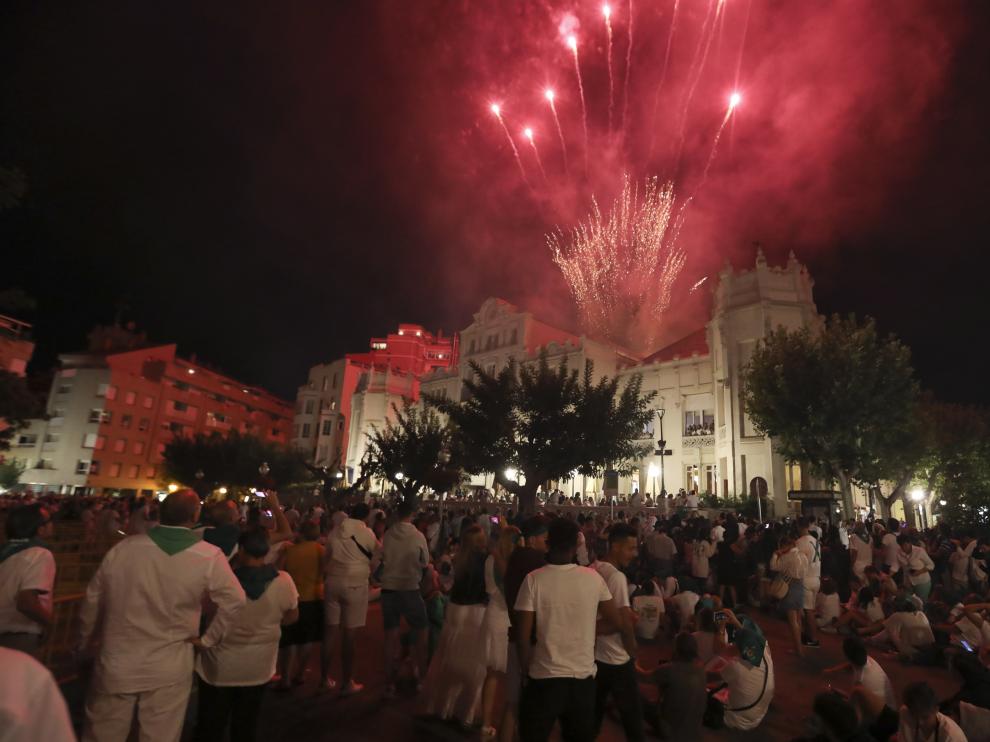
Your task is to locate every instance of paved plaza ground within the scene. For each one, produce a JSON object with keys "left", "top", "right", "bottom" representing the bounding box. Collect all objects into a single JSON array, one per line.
[{"left": 231, "top": 601, "right": 960, "bottom": 742}]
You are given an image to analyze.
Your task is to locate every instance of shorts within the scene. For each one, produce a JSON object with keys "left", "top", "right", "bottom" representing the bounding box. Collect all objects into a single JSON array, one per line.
[
  {"left": 381, "top": 589, "right": 427, "bottom": 632},
  {"left": 802, "top": 577, "right": 821, "bottom": 611},
  {"left": 780, "top": 578, "right": 805, "bottom": 612},
  {"left": 325, "top": 581, "right": 370, "bottom": 628},
  {"left": 280, "top": 600, "right": 325, "bottom": 646}
]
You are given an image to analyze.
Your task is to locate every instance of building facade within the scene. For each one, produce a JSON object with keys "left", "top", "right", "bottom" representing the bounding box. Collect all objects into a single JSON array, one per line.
[
  {"left": 17, "top": 342, "right": 292, "bottom": 496},
  {"left": 0, "top": 313, "right": 34, "bottom": 376}
]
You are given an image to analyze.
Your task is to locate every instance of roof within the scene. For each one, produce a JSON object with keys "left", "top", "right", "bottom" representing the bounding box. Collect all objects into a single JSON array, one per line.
[{"left": 642, "top": 328, "right": 709, "bottom": 364}]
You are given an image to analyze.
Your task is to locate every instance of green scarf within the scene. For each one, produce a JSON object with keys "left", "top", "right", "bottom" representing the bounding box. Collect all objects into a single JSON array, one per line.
[
  {"left": 147, "top": 525, "right": 199, "bottom": 556},
  {"left": 234, "top": 565, "right": 278, "bottom": 600},
  {"left": 0, "top": 538, "right": 50, "bottom": 564}
]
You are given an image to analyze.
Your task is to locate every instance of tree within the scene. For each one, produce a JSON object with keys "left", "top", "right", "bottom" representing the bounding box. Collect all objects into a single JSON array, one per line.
[
  {"left": 162, "top": 430, "right": 312, "bottom": 492},
  {"left": 920, "top": 402, "right": 990, "bottom": 530},
  {"left": 743, "top": 315, "right": 919, "bottom": 515},
  {"left": 0, "top": 456, "right": 25, "bottom": 489},
  {"left": 362, "top": 402, "right": 458, "bottom": 504},
  {"left": 428, "top": 351, "right": 656, "bottom": 513},
  {"left": 0, "top": 370, "right": 45, "bottom": 450}
]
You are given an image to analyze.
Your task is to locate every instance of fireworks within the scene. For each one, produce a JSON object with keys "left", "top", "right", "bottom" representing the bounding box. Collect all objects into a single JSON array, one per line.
[
  {"left": 548, "top": 176, "right": 687, "bottom": 351},
  {"left": 603, "top": 5, "right": 615, "bottom": 133},
  {"left": 523, "top": 127, "right": 548, "bottom": 183},
  {"left": 544, "top": 88, "right": 569, "bottom": 174},
  {"left": 489, "top": 103, "right": 529, "bottom": 187},
  {"left": 566, "top": 35, "right": 589, "bottom": 174}
]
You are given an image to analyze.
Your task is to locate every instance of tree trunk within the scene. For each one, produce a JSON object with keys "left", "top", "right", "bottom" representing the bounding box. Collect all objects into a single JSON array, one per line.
[
  {"left": 518, "top": 482, "right": 541, "bottom": 515},
  {"left": 900, "top": 490, "right": 917, "bottom": 529},
  {"left": 837, "top": 471, "right": 854, "bottom": 517}
]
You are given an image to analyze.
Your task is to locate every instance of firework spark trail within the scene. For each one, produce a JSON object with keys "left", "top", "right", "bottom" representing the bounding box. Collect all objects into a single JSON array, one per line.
[
  {"left": 673, "top": 0, "right": 721, "bottom": 164},
  {"left": 621, "top": 0, "right": 634, "bottom": 132},
  {"left": 694, "top": 106, "right": 733, "bottom": 194},
  {"left": 490, "top": 104, "right": 530, "bottom": 187},
  {"left": 603, "top": 5, "right": 615, "bottom": 133},
  {"left": 688, "top": 276, "right": 708, "bottom": 293},
  {"left": 734, "top": 0, "right": 753, "bottom": 90},
  {"left": 566, "top": 35, "right": 590, "bottom": 175},
  {"left": 648, "top": 0, "right": 681, "bottom": 159},
  {"left": 543, "top": 89, "right": 569, "bottom": 175},
  {"left": 524, "top": 128, "right": 548, "bottom": 184},
  {"left": 548, "top": 175, "right": 686, "bottom": 349}
]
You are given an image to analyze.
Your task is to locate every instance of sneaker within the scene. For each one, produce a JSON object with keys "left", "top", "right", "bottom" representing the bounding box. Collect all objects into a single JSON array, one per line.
[
  {"left": 383, "top": 684, "right": 397, "bottom": 700},
  {"left": 802, "top": 639, "right": 821, "bottom": 648},
  {"left": 322, "top": 677, "right": 338, "bottom": 691},
  {"left": 339, "top": 680, "right": 364, "bottom": 697}
]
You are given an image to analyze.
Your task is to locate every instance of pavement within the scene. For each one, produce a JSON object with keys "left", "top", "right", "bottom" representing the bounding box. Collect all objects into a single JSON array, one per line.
[{"left": 247, "top": 601, "right": 963, "bottom": 742}]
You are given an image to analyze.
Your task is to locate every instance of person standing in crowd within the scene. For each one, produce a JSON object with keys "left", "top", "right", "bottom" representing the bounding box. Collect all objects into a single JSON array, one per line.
[
  {"left": 202, "top": 500, "right": 242, "bottom": 557},
  {"left": 421, "top": 524, "right": 490, "bottom": 725},
  {"left": 770, "top": 533, "right": 809, "bottom": 656},
  {"left": 796, "top": 517, "right": 822, "bottom": 648},
  {"left": 0, "top": 504, "right": 55, "bottom": 657},
  {"left": 592, "top": 523, "right": 643, "bottom": 741},
  {"left": 78, "top": 489, "right": 245, "bottom": 742},
  {"left": 898, "top": 681, "right": 968, "bottom": 742},
  {"left": 848, "top": 524, "right": 873, "bottom": 583},
  {"left": 514, "top": 518, "right": 624, "bottom": 742},
  {"left": 480, "top": 525, "right": 521, "bottom": 741},
  {"left": 321, "top": 502, "right": 379, "bottom": 696},
  {"left": 882, "top": 518, "right": 902, "bottom": 576},
  {"left": 0, "top": 647, "right": 75, "bottom": 742},
  {"left": 646, "top": 525, "right": 677, "bottom": 579},
  {"left": 276, "top": 520, "right": 324, "bottom": 689},
  {"left": 380, "top": 498, "right": 431, "bottom": 699},
  {"left": 194, "top": 529, "right": 299, "bottom": 742}
]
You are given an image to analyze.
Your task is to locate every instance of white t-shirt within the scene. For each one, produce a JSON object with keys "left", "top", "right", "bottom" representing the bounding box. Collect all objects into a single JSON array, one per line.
[
  {"left": 855, "top": 656, "right": 896, "bottom": 708},
  {"left": 0, "top": 546, "right": 56, "bottom": 635},
  {"left": 593, "top": 561, "right": 631, "bottom": 665},
  {"left": 816, "top": 592, "right": 840, "bottom": 623},
  {"left": 849, "top": 534, "right": 873, "bottom": 571},
  {"left": 692, "top": 540, "right": 715, "bottom": 579},
  {"left": 711, "top": 525, "right": 725, "bottom": 544},
  {"left": 514, "top": 563, "right": 612, "bottom": 679},
  {"left": 723, "top": 646, "right": 775, "bottom": 731},
  {"left": 796, "top": 534, "right": 822, "bottom": 581},
  {"left": 196, "top": 571, "right": 298, "bottom": 686},
  {"left": 882, "top": 533, "right": 901, "bottom": 573},
  {"left": 632, "top": 594, "right": 663, "bottom": 640},
  {"left": 738, "top": 522, "right": 748, "bottom": 538},
  {"left": 900, "top": 545, "right": 935, "bottom": 586},
  {"left": 885, "top": 611, "right": 935, "bottom": 651},
  {"left": 668, "top": 591, "right": 700, "bottom": 623},
  {"left": 952, "top": 541, "right": 977, "bottom": 583},
  {"left": 685, "top": 494, "right": 700, "bottom": 509},
  {"left": 897, "top": 710, "right": 967, "bottom": 742},
  {"left": 0, "top": 647, "right": 75, "bottom": 742}
]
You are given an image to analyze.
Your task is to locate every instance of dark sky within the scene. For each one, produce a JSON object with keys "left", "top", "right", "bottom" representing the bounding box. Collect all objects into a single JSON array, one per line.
[{"left": 2, "top": 1, "right": 988, "bottom": 403}]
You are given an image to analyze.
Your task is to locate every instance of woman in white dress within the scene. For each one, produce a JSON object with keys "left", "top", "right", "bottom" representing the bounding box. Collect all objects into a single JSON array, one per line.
[
  {"left": 480, "top": 525, "right": 520, "bottom": 741},
  {"left": 420, "top": 525, "right": 490, "bottom": 727}
]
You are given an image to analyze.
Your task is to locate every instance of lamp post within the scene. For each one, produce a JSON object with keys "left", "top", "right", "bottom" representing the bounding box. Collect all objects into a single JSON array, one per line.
[
  {"left": 648, "top": 463, "right": 659, "bottom": 500},
  {"left": 911, "top": 487, "right": 927, "bottom": 529},
  {"left": 655, "top": 408, "right": 669, "bottom": 499},
  {"left": 439, "top": 448, "right": 451, "bottom": 518}
]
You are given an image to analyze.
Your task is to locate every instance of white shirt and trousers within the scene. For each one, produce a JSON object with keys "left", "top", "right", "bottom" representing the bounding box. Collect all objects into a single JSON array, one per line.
[
  {"left": 79, "top": 529, "right": 246, "bottom": 742},
  {"left": 0, "top": 545, "right": 56, "bottom": 656}
]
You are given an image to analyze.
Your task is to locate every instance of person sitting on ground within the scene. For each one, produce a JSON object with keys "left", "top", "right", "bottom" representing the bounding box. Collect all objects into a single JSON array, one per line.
[
  {"left": 898, "top": 681, "right": 967, "bottom": 742},
  {"left": 824, "top": 636, "right": 899, "bottom": 741},
  {"left": 637, "top": 632, "right": 706, "bottom": 741},
  {"left": 691, "top": 604, "right": 726, "bottom": 667},
  {"left": 835, "top": 586, "right": 886, "bottom": 636},
  {"left": 806, "top": 692, "right": 875, "bottom": 742},
  {"left": 711, "top": 608, "right": 775, "bottom": 732},
  {"left": 664, "top": 578, "right": 700, "bottom": 634},
  {"left": 863, "top": 598, "right": 936, "bottom": 661},
  {"left": 631, "top": 578, "right": 665, "bottom": 641}
]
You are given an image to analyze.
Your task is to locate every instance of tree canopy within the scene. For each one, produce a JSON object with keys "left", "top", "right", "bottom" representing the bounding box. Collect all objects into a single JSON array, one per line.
[
  {"left": 0, "top": 369, "right": 45, "bottom": 450},
  {"left": 427, "top": 350, "right": 656, "bottom": 513},
  {"left": 743, "top": 315, "right": 919, "bottom": 514},
  {"left": 162, "top": 430, "right": 312, "bottom": 492},
  {"left": 362, "top": 402, "right": 459, "bottom": 503}
]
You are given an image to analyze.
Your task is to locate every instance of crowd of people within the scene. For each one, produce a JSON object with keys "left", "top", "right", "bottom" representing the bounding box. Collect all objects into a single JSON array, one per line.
[{"left": 2, "top": 488, "right": 990, "bottom": 741}]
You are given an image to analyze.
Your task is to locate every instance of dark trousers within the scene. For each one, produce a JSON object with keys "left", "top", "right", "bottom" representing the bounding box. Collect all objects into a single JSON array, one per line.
[
  {"left": 195, "top": 676, "right": 266, "bottom": 742},
  {"left": 519, "top": 675, "right": 596, "bottom": 742},
  {"left": 594, "top": 659, "right": 645, "bottom": 741}
]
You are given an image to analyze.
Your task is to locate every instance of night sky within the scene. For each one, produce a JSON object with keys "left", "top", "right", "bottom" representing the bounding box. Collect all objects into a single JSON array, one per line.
[{"left": 2, "top": 1, "right": 988, "bottom": 403}]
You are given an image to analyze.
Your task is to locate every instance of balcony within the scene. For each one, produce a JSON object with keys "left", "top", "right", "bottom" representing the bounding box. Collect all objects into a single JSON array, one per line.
[{"left": 682, "top": 435, "right": 715, "bottom": 449}]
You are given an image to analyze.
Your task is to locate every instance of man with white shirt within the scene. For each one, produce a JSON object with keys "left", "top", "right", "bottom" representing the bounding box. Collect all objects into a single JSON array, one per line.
[
  {"left": 796, "top": 517, "right": 822, "bottom": 648},
  {"left": 848, "top": 525, "right": 873, "bottom": 581},
  {"left": 898, "top": 681, "right": 967, "bottom": 742},
  {"left": 882, "top": 519, "right": 902, "bottom": 575},
  {"left": 825, "top": 637, "right": 899, "bottom": 741},
  {"left": 646, "top": 525, "right": 677, "bottom": 578},
  {"left": 79, "top": 489, "right": 246, "bottom": 742},
  {"left": 515, "top": 518, "right": 623, "bottom": 742},
  {"left": 711, "top": 518, "right": 726, "bottom": 545},
  {"left": 898, "top": 534, "right": 935, "bottom": 601},
  {"left": 950, "top": 535, "right": 977, "bottom": 593},
  {"left": 0, "top": 504, "right": 56, "bottom": 657},
  {"left": 0, "top": 647, "right": 75, "bottom": 742},
  {"left": 321, "top": 502, "right": 380, "bottom": 695},
  {"left": 592, "top": 523, "right": 642, "bottom": 741}
]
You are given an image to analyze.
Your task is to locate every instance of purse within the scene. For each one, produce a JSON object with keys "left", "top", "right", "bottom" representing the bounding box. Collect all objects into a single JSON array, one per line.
[{"left": 768, "top": 572, "right": 791, "bottom": 600}]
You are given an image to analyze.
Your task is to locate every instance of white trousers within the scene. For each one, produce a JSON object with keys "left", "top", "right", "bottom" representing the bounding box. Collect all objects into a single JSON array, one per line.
[{"left": 83, "top": 676, "right": 192, "bottom": 742}]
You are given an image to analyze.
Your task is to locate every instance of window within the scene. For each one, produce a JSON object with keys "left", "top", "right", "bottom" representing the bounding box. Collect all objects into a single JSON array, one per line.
[
  {"left": 330, "top": 399, "right": 337, "bottom": 411},
  {"left": 168, "top": 422, "right": 184, "bottom": 434},
  {"left": 76, "top": 460, "right": 90, "bottom": 474},
  {"left": 271, "top": 428, "right": 279, "bottom": 437},
  {"left": 173, "top": 401, "right": 188, "bottom": 412},
  {"left": 302, "top": 423, "right": 311, "bottom": 438},
  {"left": 338, "top": 420, "right": 344, "bottom": 431},
  {"left": 138, "top": 417, "right": 150, "bottom": 432},
  {"left": 293, "top": 424, "right": 300, "bottom": 438},
  {"left": 371, "top": 341, "right": 387, "bottom": 350},
  {"left": 57, "top": 383, "right": 73, "bottom": 395},
  {"left": 510, "top": 328, "right": 518, "bottom": 344},
  {"left": 89, "top": 408, "right": 102, "bottom": 423},
  {"left": 684, "top": 410, "right": 715, "bottom": 436},
  {"left": 51, "top": 407, "right": 65, "bottom": 419},
  {"left": 156, "top": 443, "right": 166, "bottom": 458},
  {"left": 144, "top": 466, "right": 156, "bottom": 478},
  {"left": 321, "top": 376, "right": 328, "bottom": 391},
  {"left": 17, "top": 433, "right": 38, "bottom": 447},
  {"left": 100, "top": 410, "right": 112, "bottom": 424},
  {"left": 142, "top": 396, "right": 154, "bottom": 409},
  {"left": 121, "top": 414, "right": 132, "bottom": 429},
  {"left": 332, "top": 374, "right": 338, "bottom": 389},
  {"left": 96, "top": 383, "right": 111, "bottom": 398},
  {"left": 89, "top": 460, "right": 101, "bottom": 476},
  {"left": 322, "top": 420, "right": 332, "bottom": 435},
  {"left": 94, "top": 435, "right": 106, "bottom": 450},
  {"left": 173, "top": 381, "right": 190, "bottom": 392},
  {"left": 127, "top": 465, "right": 139, "bottom": 479},
  {"left": 82, "top": 433, "right": 98, "bottom": 449},
  {"left": 125, "top": 391, "right": 136, "bottom": 405},
  {"left": 304, "top": 400, "right": 315, "bottom": 414},
  {"left": 113, "top": 438, "right": 126, "bottom": 453},
  {"left": 44, "top": 433, "right": 59, "bottom": 443},
  {"left": 110, "top": 463, "right": 122, "bottom": 477}
]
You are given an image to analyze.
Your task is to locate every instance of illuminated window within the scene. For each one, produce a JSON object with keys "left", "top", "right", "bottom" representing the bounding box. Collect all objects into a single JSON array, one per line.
[
  {"left": 133, "top": 441, "right": 145, "bottom": 455},
  {"left": 113, "top": 438, "right": 126, "bottom": 453},
  {"left": 110, "top": 463, "right": 122, "bottom": 477},
  {"left": 127, "top": 464, "right": 139, "bottom": 478},
  {"left": 125, "top": 391, "right": 136, "bottom": 405},
  {"left": 138, "top": 417, "right": 150, "bottom": 432},
  {"left": 142, "top": 396, "right": 154, "bottom": 409},
  {"left": 121, "top": 414, "right": 132, "bottom": 429}
]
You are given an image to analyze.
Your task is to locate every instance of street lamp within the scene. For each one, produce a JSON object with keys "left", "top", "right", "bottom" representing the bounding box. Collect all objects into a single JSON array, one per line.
[
  {"left": 647, "top": 463, "right": 659, "bottom": 499},
  {"left": 395, "top": 472, "right": 404, "bottom": 481},
  {"left": 911, "top": 487, "right": 927, "bottom": 529},
  {"left": 655, "top": 408, "right": 668, "bottom": 498},
  {"left": 258, "top": 462, "right": 270, "bottom": 477}
]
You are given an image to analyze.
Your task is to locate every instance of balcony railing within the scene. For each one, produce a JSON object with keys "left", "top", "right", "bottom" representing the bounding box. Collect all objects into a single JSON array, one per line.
[{"left": 683, "top": 435, "right": 715, "bottom": 448}]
